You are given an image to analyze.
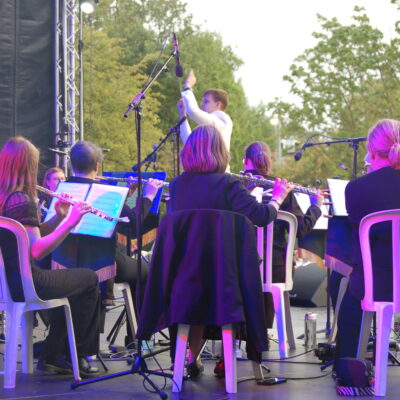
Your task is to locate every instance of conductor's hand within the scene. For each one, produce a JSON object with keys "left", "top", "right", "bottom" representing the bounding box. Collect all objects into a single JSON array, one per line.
[
  {"left": 144, "top": 179, "right": 164, "bottom": 202},
  {"left": 177, "top": 99, "right": 187, "bottom": 119},
  {"left": 185, "top": 70, "right": 196, "bottom": 89},
  {"left": 65, "top": 202, "right": 91, "bottom": 229},
  {"left": 270, "top": 178, "right": 293, "bottom": 209}
]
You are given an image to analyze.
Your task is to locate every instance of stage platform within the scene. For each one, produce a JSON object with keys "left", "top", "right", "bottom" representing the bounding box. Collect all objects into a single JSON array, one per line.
[{"left": 1, "top": 292, "right": 400, "bottom": 400}]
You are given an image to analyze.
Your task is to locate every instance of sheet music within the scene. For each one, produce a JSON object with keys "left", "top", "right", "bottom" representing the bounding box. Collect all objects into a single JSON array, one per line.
[
  {"left": 294, "top": 192, "right": 329, "bottom": 230},
  {"left": 327, "top": 178, "right": 349, "bottom": 217},
  {"left": 45, "top": 182, "right": 91, "bottom": 222},
  {"left": 44, "top": 182, "right": 128, "bottom": 238},
  {"left": 73, "top": 184, "right": 128, "bottom": 237}
]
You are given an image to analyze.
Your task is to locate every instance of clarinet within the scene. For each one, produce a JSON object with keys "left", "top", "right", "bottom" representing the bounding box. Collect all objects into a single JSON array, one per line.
[
  {"left": 36, "top": 185, "right": 128, "bottom": 223},
  {"left": 231, "top": 173, "right": 318, "bottom": 196}
]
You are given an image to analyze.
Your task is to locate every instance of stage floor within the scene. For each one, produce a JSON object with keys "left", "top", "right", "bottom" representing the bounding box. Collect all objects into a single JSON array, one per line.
[{"left": 1, "top": 294, "right": 400, "bottom": 400}]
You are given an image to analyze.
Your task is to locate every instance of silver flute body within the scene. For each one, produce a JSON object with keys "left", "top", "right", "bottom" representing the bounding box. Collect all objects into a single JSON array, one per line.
[
  {"left": 36, "top": 185, "right": 126, "bottom": 222},
  {"left": 96, "top": 175, "right": 169, "bottom": 188},
  {"left": 231, "top": 173, "right": 317, "bottom": 196}
]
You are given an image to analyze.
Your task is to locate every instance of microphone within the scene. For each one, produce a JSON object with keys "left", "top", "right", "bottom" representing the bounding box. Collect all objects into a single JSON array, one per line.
[
  {"left": 294, "top": 146, "right": 305, "bottom": 161},
  {"left": 173, "top": 33, "right": 183, "bottom": 78}
]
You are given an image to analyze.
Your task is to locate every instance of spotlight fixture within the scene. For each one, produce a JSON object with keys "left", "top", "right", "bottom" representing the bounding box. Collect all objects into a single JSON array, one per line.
[{"left": 80, "top": 0, "right": 98, "bottom": 14}]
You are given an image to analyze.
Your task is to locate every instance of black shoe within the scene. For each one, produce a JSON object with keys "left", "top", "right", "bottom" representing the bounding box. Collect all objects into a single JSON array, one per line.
[
  {"left": 214, "top": 358, "right": 224, "bottom": 378},
  {"left": 37, "top": 355, "right": 73, "bottom": 375},
  {"left": 77, "top": 357, "right": 100, "bottom": 379},
  {"left": 187, "top": 360, "right": 204, "bottom": 378}
]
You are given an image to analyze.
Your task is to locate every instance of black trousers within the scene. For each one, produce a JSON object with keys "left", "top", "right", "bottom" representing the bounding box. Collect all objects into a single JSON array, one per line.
[
  {"left": 113, "top": 243, "right": 149, "bottom": 338},
  {"left": 32, "top": 266, "right": 101, "bottom": 357},
  {"left": 335, "top": 288, "right": 363, "bottom": 358}
]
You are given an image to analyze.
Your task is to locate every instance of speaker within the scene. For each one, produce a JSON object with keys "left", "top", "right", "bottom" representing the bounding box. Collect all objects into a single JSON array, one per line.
[{"left": 289, "top": 263, "right": 327, "bottom": 307}]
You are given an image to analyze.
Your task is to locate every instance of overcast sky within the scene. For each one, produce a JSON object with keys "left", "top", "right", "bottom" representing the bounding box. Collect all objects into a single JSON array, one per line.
[{"left": 183, "top": 0, "right": 399, "bottom": 106}]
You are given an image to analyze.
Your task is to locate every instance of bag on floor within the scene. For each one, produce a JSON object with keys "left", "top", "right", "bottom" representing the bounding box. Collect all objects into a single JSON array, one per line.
[{"left": 334, "top": 358, "right": 374, "bottom": 396}]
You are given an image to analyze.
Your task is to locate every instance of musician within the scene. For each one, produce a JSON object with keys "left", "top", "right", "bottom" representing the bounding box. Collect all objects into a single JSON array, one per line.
[
  {"left": 336, "top": 119, "right": 400, "bottom": 358},
  {"left": 37, "top": 167, "right": 66, "bottom": 220},
  {"left": 53, "top": 140, "right": 163, "bottom": 347},
  {"left": 242, "top": 141, "right": 323, "bottom": 317},
  {"left": 0, "top": 136, "right": 101, "bottom": 377},
  {"left": 166, "top": 125, "right": 292, "bottom": 377},
  {"left": 177, "top": 70, "right": 232, "bottom": 160}
]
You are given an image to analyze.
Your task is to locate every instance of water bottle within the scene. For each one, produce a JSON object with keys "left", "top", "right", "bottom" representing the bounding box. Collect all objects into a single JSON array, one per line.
[
  {"left": 142, "top": 336, "right": 155, "bottom": 352},
  {"left": 304, "top": 312, "right": 317, "bottom": 349}
]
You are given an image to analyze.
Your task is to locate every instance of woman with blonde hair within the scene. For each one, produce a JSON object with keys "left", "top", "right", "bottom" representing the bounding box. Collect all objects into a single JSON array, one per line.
[
  {"left": 166, "top": 125, "right": 292, "bottom": 377},
  {"left": 0, "top": 136, "right": 101, "bottom": 377},
  {"left": 38, "top": 167, "right": 66, "bottom": 219},
  {"left": 336, "top": 119, "right": 400, "bottom": 358}
]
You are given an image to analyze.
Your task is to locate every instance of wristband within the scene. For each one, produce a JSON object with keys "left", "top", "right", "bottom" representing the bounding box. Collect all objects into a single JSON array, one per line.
[
  {"left": 270, "top": 198, "right": 281, "bottom": 207},
  {"left": 183, "top": 87, "right": 192, "bottom": 91}
]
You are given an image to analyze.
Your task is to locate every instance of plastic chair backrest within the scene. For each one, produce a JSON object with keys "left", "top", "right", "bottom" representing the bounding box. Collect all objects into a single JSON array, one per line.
[
  {"left": 0, "top": 217, "right": 42, "bottom": 304},
  {"left": 258, "top": 211, "right": 298, "bottom": 291},
  {"left": 359, "top": 209, "right": 400, "bottom": 312},
  {"left": 0, "top": 247, "right": 9, "bottom": 309}
]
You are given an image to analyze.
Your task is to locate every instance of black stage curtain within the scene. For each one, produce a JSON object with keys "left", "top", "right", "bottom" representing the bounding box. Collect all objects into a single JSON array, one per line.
[{"left": 0, "top": 0, "right": 55, "bottom": 174}]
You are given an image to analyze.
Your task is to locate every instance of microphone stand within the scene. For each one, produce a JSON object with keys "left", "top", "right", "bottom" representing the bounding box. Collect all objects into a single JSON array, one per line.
[
  {"left": 71, "top": 48, "right": 181, "bottom": 400},
  {"left": 301, "top": 136, "right": 367, "bottom": 180},
  {"left": 131, "top": 117, "right": 187, "bottom": 173}
]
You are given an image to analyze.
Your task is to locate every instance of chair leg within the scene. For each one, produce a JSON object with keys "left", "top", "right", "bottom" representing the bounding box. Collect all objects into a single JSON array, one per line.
[
  {"left": 251, "top": 361, "right": 264, "bottom": 381},
  {"left": 374, "top": 305, "right": 393, "bottom": 397},
  {"left": 4, "top": 304, "right": 23, "bottom": 389},
  {"left": 172, "top": 324, "right": 189, "bottom": 393},
  {"left": 21, "top": 311, "right": 34, "bottom": 373},
  {"left": 328, "top": 276, "right": 348, "bottom": 344},
  {"left": 356, "top": 311, "right": 374, "bottom": 359},
  {"left": 222, "top": 323, "right": 237, "bottom": 394},
  {"left": 63, "top": 305, "right": 81, "bottom": 382},
  {"left": 283, "top": 291, "right": 296, "bottom": 350},
  {"left": 272, "top": 287, "right": 288, "bottom": 358},
  {"left": 120, "top": 283, "right": 138, "bottom": 338}
]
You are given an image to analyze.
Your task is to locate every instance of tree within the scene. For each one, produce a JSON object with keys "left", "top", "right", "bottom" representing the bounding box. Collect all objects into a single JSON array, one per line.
[
  {"left": 84, "top": 0, "right": 276, "bottom": 176},
  {"left": 268, "top": 6, "right": 400, "bottom": 183}
]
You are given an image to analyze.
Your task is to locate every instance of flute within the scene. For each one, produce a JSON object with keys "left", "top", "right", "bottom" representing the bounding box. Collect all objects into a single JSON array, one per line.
[
  {"left": 95, "top": 175, "right": 169, "bottom": 188},
  {"left": 36, "top": 185, "right": 129, "bottom": 223},
  {"left": 231, "top": 173, "right": 318, "bottom": 196}
]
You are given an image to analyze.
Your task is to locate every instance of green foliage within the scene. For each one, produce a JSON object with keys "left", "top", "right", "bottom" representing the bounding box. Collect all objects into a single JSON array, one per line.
[
  {"left": 82, "top": 0, "right": 275, "bottom": 177},
  {"left": 268, "top": 5, "right": 400, "bottom": 182}
]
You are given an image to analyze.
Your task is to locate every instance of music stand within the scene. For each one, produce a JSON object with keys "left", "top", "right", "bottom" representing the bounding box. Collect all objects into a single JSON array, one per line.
[{"left": 71, "top": 44, "right": 179, "bottom": 400}]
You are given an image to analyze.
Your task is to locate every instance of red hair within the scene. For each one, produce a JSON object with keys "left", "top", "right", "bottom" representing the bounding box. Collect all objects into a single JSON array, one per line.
[{"left": 0, "top": 137, "right": 39, "bottom": 213}]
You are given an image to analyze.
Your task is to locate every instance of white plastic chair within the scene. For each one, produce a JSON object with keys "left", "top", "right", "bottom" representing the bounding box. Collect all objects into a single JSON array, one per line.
[
  {"left": 257, "top": 210, "right": 298, "bottom": 358},
  {"left": 356, "top": 209, "right": 400, "bottom": 396},
  {"left": 0, "top": 216, "right": 80, "bottom": 388}
]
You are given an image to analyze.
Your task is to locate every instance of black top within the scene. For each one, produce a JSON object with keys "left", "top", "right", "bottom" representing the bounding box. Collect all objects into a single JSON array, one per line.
[
  {"left": 0, "top": 191, "right": 39, "bottom": 301},
  {"left": 345, "top": 166, "right": 400, "bottom": 301},
  {"left": 168, "top": 172, "right": 277, "bottom": 226},
  {"left": 245, "top": 170, "right": 321, "bottom": 274}
]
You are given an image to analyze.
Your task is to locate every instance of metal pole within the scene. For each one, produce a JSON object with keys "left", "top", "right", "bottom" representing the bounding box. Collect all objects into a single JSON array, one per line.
[{"left": 78, "top": 4, "right": 84, "bottom": 140}]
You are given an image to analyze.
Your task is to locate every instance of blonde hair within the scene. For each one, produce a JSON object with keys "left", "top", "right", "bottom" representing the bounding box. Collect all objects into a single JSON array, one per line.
[
  {"left": 42, "top": 167, "right": 65, "bottom": 189},
  {"left": 181, "top": 125, "right": 230, "bottom": 173},
  {"left": 0, "top": 136, "right": 39, "bottom": 213},
  {"left": 368, "top": 119, "right": 400, "bottom": 170},
  {"left": 244, "top": 141, "right": 272, "bottom": 176}
]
